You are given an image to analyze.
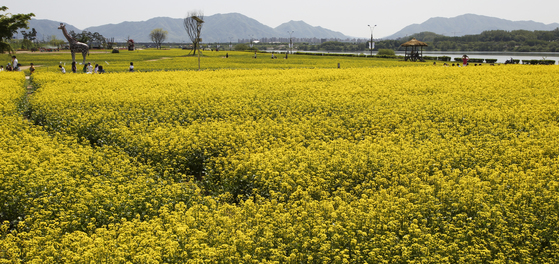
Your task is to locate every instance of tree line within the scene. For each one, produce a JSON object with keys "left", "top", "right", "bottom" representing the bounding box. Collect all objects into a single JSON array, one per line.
[
  {"left": 277, "top": 28, "right": 559, "bottom": 53},
  {"left": 376, "top": 29, "right": 559, "bottom": 52}
]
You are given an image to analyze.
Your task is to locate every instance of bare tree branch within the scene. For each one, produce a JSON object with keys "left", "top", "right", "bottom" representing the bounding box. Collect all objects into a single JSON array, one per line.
[
  {"left": 149, "top": 28, "right": 168, "bottom": 49},
  {"left": 183, "top": 11, "right": 204, "bottom": 55}
]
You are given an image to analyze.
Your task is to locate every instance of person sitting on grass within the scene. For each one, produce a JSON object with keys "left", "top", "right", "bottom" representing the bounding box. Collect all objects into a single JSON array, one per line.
[{"left": 59, "top": 65, "right": 66, "bottom": 74}]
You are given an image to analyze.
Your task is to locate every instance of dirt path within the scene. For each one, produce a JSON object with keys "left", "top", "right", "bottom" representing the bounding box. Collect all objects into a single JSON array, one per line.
[
  {"left": 15, "top": 50, "right": 113, "bottom": 54},
  {"left": 19, "top": 65, "right": 42, "bottom": 71},
  {"left": 145, "top": 57, "right": 172, "bottom": 62},
  {"left": 25, "top": 76, "right": 33, "bottom": 95}
]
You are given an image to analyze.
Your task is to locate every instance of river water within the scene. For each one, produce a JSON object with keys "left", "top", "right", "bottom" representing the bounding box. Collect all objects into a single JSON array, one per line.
[
  {"left": 396, "top": 51, "right": 559, "bottom": 64},
  {"left": 267, "top": 50, "right": 559, "bottom": 64}
]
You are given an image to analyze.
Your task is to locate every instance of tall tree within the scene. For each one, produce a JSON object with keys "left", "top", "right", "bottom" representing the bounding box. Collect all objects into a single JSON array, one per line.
[
  {"left": 149, "top": 28, "right": 168, "bottom": 49},
  {"left": 0, "top": 6, "right": 35, "bottom": 53},
  {"left": 47, "top": 35, "right": 65, "bottom": 49},
  {"left": 21, "top": 28, "right": 37, "bottom": 50},
  {"left": 69, "top": 30, "right": 92, "bottom": 44},
  {"left": 21, "top": 27, "right": 37, "bottom": 41},
  {"left": 68, "top": 30, "right": 106, "bottom": 48},
  {"left": 183, "top": 11, "right": 204, "bottom": 55}
]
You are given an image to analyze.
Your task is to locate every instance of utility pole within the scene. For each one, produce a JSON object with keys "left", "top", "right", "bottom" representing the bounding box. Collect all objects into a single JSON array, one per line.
[
  {"left": 368, "top": 25, "right": 376, "bottom": 56},
  {"left": 288, "top": 31, "right": 294, "bottom": 54}
]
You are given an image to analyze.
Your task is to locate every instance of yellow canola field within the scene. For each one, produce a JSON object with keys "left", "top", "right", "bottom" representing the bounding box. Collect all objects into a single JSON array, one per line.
[
  {"left": 0, "top": 72, "right": 25, "bottom": 115},
  {"left": 4, "top": 50, "right": 417, "bottom": 74},
  {"left": 2, "top": 65, "right": 559, "bottom": 262}
]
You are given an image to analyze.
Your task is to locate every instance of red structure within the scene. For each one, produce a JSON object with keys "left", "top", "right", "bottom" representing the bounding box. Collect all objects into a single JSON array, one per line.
[{"left": 127, "top": 39, "right": 135, "bottom": 51}]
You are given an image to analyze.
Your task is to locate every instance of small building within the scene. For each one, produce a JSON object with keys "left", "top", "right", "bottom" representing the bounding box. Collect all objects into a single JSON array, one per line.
[{"left": 400, "top": 38, "right": 428, "bottom": 62}]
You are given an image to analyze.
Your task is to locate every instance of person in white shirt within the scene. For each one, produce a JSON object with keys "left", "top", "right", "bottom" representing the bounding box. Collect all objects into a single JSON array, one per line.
[
  {"left": 11, "top": 56, "right": 19, "bottom": 71},
  {"left": 129, "top": 62, "right": 134, "bottom": 72},
  {"left": 59, "top": 65, "right": 66, "bottom": 74},
  {"left": 86, "top": 62, "right": 93, "bottom": 74}
]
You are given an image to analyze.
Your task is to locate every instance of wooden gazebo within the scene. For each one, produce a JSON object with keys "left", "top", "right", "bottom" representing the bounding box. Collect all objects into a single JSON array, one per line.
[{"left": 400, "top": 38, "right": 428, "bottom": 62}]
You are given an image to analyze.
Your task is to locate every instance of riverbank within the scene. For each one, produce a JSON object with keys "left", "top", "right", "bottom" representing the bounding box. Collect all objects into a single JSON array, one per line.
[{"left": 264, "top": 50, "right": 559, "bottom": 64}]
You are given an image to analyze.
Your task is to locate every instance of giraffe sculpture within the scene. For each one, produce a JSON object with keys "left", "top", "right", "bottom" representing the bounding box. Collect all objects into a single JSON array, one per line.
[{"left": 58, "top": 23, "right": 89, "bottom": 64}]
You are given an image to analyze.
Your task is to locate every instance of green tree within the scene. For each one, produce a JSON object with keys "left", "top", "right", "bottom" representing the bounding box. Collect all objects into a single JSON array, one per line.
[
  {"left": 21, "top": 28, "right": 37, "bottom": 50},
  {"left": 48, "top": 35, "right": 65, "bottom": 49},
  {"left": 0, "top": 6, "right": 35, "bottom": 53},
  {"left": 69, "top": 30, "right": 93, "bottom": 44},
  {"left": 234, "top": 43, "right": 249, "bottom": 51}
]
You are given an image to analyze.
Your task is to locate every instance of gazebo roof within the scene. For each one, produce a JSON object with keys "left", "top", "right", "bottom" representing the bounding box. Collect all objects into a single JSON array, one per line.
[{"left": 400, "top": 38, "right": 428, "bottom": 47}]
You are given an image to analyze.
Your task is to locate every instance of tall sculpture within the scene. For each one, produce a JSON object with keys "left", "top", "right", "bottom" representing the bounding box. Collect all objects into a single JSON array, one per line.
[{"left": 58, "top": 23, "right": 89, "bottom": 64}]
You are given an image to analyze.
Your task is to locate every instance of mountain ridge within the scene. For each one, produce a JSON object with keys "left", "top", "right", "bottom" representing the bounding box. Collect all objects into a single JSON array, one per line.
[
  {"left": 27, "top": 13, "right": 348, "bottom": 43},
  {"left": 385, "top": 14, "right": 559, "bottom": 39},
  {"left": 25, "top": 13, "right": 559, "bottom": 43}
]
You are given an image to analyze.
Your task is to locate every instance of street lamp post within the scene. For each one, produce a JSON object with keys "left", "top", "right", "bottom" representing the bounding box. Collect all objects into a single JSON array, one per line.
[
  {"left": 368, "top": 24, "right": 376, "bottom": 56},
  {"left": 248, "top": 35, "right": 254, "bottom": 48},
  {"left": 287, "top": 31, "right": 294, "bottom": 54}
]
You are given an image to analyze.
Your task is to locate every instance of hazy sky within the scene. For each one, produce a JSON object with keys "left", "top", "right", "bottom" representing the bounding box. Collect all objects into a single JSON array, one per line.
[{"left": 5, "top": 0, "right": 559, "bottom": 38}]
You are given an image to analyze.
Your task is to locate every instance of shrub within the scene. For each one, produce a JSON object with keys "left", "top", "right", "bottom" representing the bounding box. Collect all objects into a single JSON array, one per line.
[
  {"left": 234, "top": 44, "right": 249, "bottom": 51},
  {"left": 376, "top": 49, "right": 395, "bottom": 56},
  {"left": 469, "top": 58, "right": 484, "bottom": 63},
  {"left": 112, "top": 49, "right": 119, "bottom": 53}
]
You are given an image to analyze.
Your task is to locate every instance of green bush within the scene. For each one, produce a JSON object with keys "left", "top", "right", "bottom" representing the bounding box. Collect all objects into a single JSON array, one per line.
[
  {"left": 522, "top": 59, "right": 556, "bottom": 65},
  {"left": 377, "top": 49, "right": 395, "bottom": 56},
  {"left": 469, "top": 58, "right": 484, "bottom": 63},
  {"left": 485, "top": 59, "right": 497, "bottom": 63},
  {"left": 112, "top": 49, "right": 119, "bottom": 53},
  {"left": 234, "top": 44, "right": 249, "bottom": 51}
]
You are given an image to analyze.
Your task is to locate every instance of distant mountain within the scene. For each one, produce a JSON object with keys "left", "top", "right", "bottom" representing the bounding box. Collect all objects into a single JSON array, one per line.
[
  {"left": 27, "top": 19, "right": 81, "bottom": 41},
  {"left": 24, "top": 13, "right": 351, "bottom": 43},
  {"left": 385, "top": 14, "right": 559, "bottom": 39},
  {"left": 201, "top": 13, "right": 279, "bottom": 42},
  {"left": 85, "top": 17, "right": 186, "bottom": 43},
  {"left": 276, "top": 20, "right": 346, "bottom": 39}
]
